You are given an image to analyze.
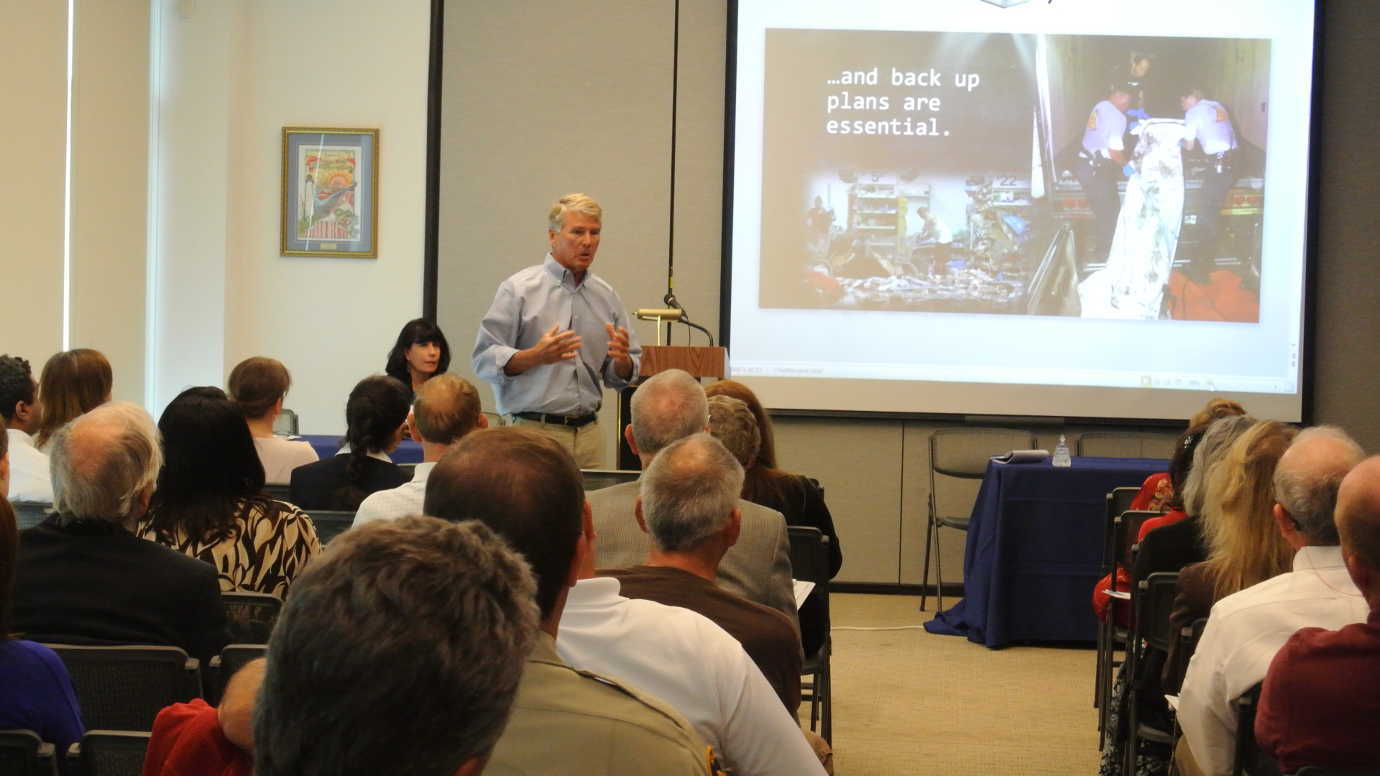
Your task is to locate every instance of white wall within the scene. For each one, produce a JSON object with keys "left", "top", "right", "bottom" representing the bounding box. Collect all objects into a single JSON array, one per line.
[{"left": 153, "top": 0, "right": 429, "bottom": 429}]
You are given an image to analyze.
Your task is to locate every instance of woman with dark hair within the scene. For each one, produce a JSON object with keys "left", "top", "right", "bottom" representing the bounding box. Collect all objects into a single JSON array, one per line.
[
  {"left": 227, "top": 357, "right": 318, "bottom": 483},
  {"left": 33, "top": 348, "right": 113, "bottom": 451},
  {"left": 0, "top": 496, "right": 86, "bottom": 757},
  {"left": 703, "top": 381, "right": 842, "bottom": 657},
  {"left": 138, "top": 387, "right": 320, "bottom": 598},
  {"left": 385, "top": 318, "right": 452, "bottom": 398},
  {"left": 289, "top": 376, "right": 411, "bottom": 511}
]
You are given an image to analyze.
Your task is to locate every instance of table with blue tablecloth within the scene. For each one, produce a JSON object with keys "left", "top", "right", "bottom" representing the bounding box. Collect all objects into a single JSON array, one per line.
[
  {"left": 300, "top": 434, "right": 424, "bottom": 464},
  {"left": 924, "top": 456, "right": 1166, "bottom": 648}
]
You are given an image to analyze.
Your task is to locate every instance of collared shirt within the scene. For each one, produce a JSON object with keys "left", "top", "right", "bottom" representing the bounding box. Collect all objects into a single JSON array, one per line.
[
  {"left": 557, "top": 577, "right": 826, "bottom": 776},
  {"left": 6, "top": 428, "right": 53, "bottom": 504},
  {"left": 487, "top": 632, "right": 708, "bottom": 775},
  {"left": 1177, "top": 545, "right": 1368, "bottom": 776},
  {"left": 1082, "top": 99, "right": 1128, "bottom": 158},
  {"left": 472, "top": 254, "right": 642, "bottom": 416},
  {"left": 1185, "top": 99, "right": 1237, "bottom": 156},
  {"left": 351, "top": 462, "right": 435, "bottom": 527}
]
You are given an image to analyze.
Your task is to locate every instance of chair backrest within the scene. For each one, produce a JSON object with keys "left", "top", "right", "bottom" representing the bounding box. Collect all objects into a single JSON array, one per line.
[
  {"left": 788, "top": 526, "right": 831, "bottom": 660},
  {"left": 12, "top": 502, "right": 53, "bottom": 531},
  {"left": 581, "top": 468, "right": 641, "bottom": 491},
  {"left": 1291, "top": 768, "right": 1380, "bottom": 776},
  {"left": 261, "top": 482, "right": 293, "bottom": 502},
  {"left": 1131, "top": 572, "right": 1180, "bottom": 653},
  {"left": 1118, "top": 510, "right": 1162, "bottom": 566},
  {"left": 1165, "top": 617, "right": 1209, "bottom": 695},
  {"left": 45, "top": 645, "right": 201, "bottom": 732},
  {"left": 482, "top": 410, "right": 506, "bottom": 427},
  {"left": 306, "top": 510, "right": 357, "bottom": 545},
  {"left": 0, "top": 729, "right": 57, "bottom": 776},
  {"left": 1232, "top": 683, "right": 1283, "bottom": 776},
  {"left": 206, "top": 643, "right": 268, "bottom": 706},
  {"left": 222, "top": 592, "right": 283, "bottom": 644},
  {"left": 1076, "top": 431, "right": 1177, "bottom": 460},
  {"left": 273, "top": 408, "right": 300, "bottom": 436},
  {"left": 68, "top": 730, "right": 151, "bottom": 776},
  {"left": 928, "top": 427, "right": 1036, "bottom": 518},
  {"left": 1101, "top": 487, "right": 1143, "bottom": 573}
]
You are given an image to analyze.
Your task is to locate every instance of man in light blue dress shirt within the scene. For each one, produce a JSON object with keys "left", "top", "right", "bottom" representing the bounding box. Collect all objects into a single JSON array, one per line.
[{"left": 472, "top": 193, "right": 641, "bottom": 466}]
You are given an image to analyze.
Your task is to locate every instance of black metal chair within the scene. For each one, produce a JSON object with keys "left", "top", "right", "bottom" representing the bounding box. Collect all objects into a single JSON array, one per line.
[
  {"left": 222, "top": 591, "right": 282, "bottom": 644},
  {"left": 66, "top": 730, "right": 151, "bottom": 776},
  {"left": 789, "top": 526, "right": 833, "bottom": 745},
  {"left": 1290, "top": 768, "right": 1380, "bottom": 776},
  {"left": 261, "top": 482, "right": 293, "bottom": 502},
  {"left": 1232, "top": 683, "right": 1283, "bottom": 776},
  {"left": 0, "top": 729, "right": 58, "bottom": 776},
  {"left": 1095, "top": 487, "right": 1143, "bottom": 713},
  {"left": 44, "top": 645, "right": 201, "bottom": 732},
  {"left": 580, "top": 468, "right": 641, "bottom": 491},
  {"left": 1123, "top": 571, "right": 1181, "bottom": 776},
  {"left": 920, "top": 427, "right": 1036, "bottom": 611},
  {"left": 11, "top": 502, "right": 53, "bottom": 531},
  {"left": 1077, "top": 431, "right": 1178, "bottom": 460},
  {"left": 272, "top": 408, "right": 300, "bottom": 436},
  {"left": 1097, "top": 508, "right": 1164, "bottom": 740},
  {"left": 306, "top": 509, "right": 357, "bottom": 545},
  {"left": 205, "top": 643, "right": 268, "bottom": 706}
]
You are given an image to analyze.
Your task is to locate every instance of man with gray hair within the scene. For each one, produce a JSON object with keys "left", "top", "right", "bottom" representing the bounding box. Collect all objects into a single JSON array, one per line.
[
  {"left": 589, "top": 368, "right": 796, "bottom": 629},
  {"left": 11, "top": 402, "right": 228, "bottom": 662},
  {"left": 472, "top": 192, "right": 642, "bottom": 467},
  {"left": 254, "top": 516, "right": 541, "bottom": 776},
  {"left": 607, "top": 433, "right": 805, "bottom": 715},
  {"left": 1177, "top": 425, "right": 1369, "bottom": 776}
]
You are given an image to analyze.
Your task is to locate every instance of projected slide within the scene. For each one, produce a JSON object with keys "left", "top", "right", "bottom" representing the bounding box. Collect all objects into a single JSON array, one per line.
[{"left": 726, "top": 0, "right": 1313, "bottom": 421}]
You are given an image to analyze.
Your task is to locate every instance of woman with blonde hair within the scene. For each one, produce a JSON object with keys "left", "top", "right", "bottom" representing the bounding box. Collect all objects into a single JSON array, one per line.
[{"left": 33, "top": 349, "right": 112, "bottom": 451}]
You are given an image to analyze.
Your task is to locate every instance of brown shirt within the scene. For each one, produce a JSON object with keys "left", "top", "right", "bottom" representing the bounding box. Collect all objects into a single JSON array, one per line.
[{"left": 602, "top": 565, "right": 803, "bottom": 713}]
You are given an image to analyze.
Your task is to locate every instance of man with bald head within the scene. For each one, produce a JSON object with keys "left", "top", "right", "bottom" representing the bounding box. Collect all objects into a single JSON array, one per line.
[
  {"left": 1254, "top": 456, "right": 1380, "bottom": 773},
  {"left": 1177, "top": 426, "right": 1369, "bottom": 776},
  {"left": 588, "top": 368, "right": 796, "bottom": 628},
  {"left": 12, "top": 403, "right": 228, "bottom": 662}
]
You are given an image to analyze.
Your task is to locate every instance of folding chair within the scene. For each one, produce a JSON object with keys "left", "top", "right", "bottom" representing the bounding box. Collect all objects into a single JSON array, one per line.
[
  {"left": 306, "top": 509, "right": 357, "bottom": 545},
  {"left": 272, "top": 408, "right": 300, "bottom": 436},
  {"left": 789, "top": 526, "right": 833, "bottom": 745},
  {"left": 45, "top": 645, "right": 201, "bottom": 732},
  {"left": 1097, "top": 509, "right": 1163, "bottom": 740},
  {"left": 1231, "top": 684, "right": 1282, "bottom": 776},
  {"left": 581, "top": 468, "right": 641, "bottom": 491},
  {"left": 205, "top": 644, "right": 268, "bottom": 706},
  {"left": 1123, "top": 572, "right": 1181, "bottom": 776},
  {"left": 0, "top": 729, "right": 58, "bottom": 776},
  {"left": 1077, "top": 431, "right": 1177, "bottom": 460},
  {"left": 66, "top": 730, "right": 151, "bottom": 776},
  {"left": 921, "top": 427, "right": 1036, "bottom": 611},
  {"left": 222, "top": 591, "right": 282, "bottom": 644},
  {"left": 261, "top": 483, "right": 293, "bottom": 502},
  {"left": 1095, "top": 487, "right": 1142, "bottom": 709},
  {"left": 11, "top": 502, "right": 53, "bottom": 531}
]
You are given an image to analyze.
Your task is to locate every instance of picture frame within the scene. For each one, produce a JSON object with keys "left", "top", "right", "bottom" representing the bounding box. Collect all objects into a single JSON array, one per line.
[{"left": 281, "top": 127, "right": 379, "bottom": 258}]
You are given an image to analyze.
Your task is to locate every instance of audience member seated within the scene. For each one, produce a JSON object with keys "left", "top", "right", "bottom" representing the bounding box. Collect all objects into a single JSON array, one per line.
[
  {"left": 604, "top": 433, "right": 806, "bottom": 715},
  {"left": 589, "top": 369, "right": 796, "bottom": 629},
  {"left": 227, "top": 357, "right": 318, "bottom": 484},
  {"left": 1, "top": 354, "right": 52, "bottom": 503},
  {"left": 0, "top": 490, "right": 85, "bottom": 761},
  {"left": 352, "top": 374, "right": 485, "bottom": 527},
  {"left": 12, "top": 402, "right": 229, "bottom": 664},
  {"left": 424, "top": 427, "right": 714, "bottom": 774},
  {"left": 33, "top": 348, "right": 111, "bottom": 453},
  {"left": 1176, "top": 426, "right": 1368, "bottom": 776},
  {"left": 1255, "top": 455, "right": 1380, "bottom": 774},
  {"left": 256, "top": 517, "right": 540, "bottom": 776},
  {"left": 289, "top": 375, "right": 410, "bottom": 511},
  {"left": 143, "top": 658, "right": 260, "bottom": 776},
  {"left": 137, "top": 387, "right": 321, "bottom": 598},
  {"left": 1186, "top": 397, "right": 1247, "bottom": 435},
  {"left": 708, "top": 393, "right": 841, "bottom": 658},
  {"left": 384, "top": 317, "right": 452, "bottom": 400}
]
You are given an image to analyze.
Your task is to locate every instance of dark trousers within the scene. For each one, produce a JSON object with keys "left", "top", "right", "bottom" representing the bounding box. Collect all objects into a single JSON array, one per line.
[
  {"left": 1074, "top": 155, "right": 1122, "bottom": 262},
  {"left": 1187, "top": 155, "right": 1234, "bottom": 282}
]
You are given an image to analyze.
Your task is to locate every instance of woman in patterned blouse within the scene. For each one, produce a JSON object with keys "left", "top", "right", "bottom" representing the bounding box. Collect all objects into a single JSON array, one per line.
[{"left": 139, "top": 387, "right": 321, "bottom": 599}]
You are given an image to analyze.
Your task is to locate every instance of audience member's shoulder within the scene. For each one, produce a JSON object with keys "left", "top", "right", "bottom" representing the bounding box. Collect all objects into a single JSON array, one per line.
[
  {"left": 739, "top": 498, "right": 786, "bottom": 525},
  {"left": 0, "top": 639, "right": 70, "bottom": 677},
  {"left": 548, "top": 660, "right": 706, "bottom": 751}
]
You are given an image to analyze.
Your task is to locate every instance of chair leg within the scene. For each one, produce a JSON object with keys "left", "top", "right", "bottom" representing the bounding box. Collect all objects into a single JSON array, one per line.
[
  {"left": 933, "top": 523, "right": 946, "bottom": 612},
  {"left": 920, "top": 515, "right": 936, "bottom": 611},
  {"left": 821, "top": 652, "right": 832, "bottom": 745}
]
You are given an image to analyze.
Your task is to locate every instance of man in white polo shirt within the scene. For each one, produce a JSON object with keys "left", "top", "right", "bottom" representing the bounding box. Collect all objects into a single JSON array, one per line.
[
  {"left": 352, "top": 374, "right": 485, "bottom": 527},
  {"left": 1180, "top": 87, "right": 1239, "bottom": 279}
]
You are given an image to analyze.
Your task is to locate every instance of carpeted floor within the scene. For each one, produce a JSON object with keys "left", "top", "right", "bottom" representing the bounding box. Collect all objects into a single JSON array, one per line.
[{"left": 807, "top": 593, "right": 1099, "bottom": 776}]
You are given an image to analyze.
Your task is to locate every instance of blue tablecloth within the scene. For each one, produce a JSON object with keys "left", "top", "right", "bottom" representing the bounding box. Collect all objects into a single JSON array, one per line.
[
  {"left": 924, "top": 456, "right": 1166, "bottom": 648},
  {"left": 300, "top": 434, "right": 424, "bottom": 464}
]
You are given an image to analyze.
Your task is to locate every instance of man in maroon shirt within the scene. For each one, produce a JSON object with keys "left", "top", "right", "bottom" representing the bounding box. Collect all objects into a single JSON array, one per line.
[{"left": 1255, "top": 455, "right": 1380, "bottom": 773}]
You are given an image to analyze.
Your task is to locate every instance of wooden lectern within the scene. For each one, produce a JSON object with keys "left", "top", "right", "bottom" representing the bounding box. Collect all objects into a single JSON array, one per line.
[{"left": 615, "top": 345, "right": 728, "bottom": 468}]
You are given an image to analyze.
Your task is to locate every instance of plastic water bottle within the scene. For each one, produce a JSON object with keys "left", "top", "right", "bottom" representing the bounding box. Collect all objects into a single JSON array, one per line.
[{"left": 1052, "top": 434, "right": 1072, "bottom": 468}]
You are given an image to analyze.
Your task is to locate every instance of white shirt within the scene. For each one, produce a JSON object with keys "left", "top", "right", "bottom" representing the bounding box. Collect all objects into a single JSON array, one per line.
[
  {"left": 1184, "top": 99, "right": 1237, "bottom": 155},
  {"left": 1082, "top": 99, "right": 1127, "bottom": 157},
  {"left": 1177, "top": 545, "right": 1368, "bottom": 776},
  {"left": 351, "top": 462, "right": 434, "bottom": 527},
  {"left": 252, "top": 436, "right": 319, "bottom": 484},
  {"left": 6, "top": 429, "right": 53, "bottom": 503},
  {"left": 556, "top": 577, "right": 825, "bottom": 776}
]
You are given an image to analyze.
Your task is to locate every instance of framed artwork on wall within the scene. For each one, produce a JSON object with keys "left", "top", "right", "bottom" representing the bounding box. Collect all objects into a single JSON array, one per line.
[{"left": 281, "top": 127, "right": 379, "bottom": 257}]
